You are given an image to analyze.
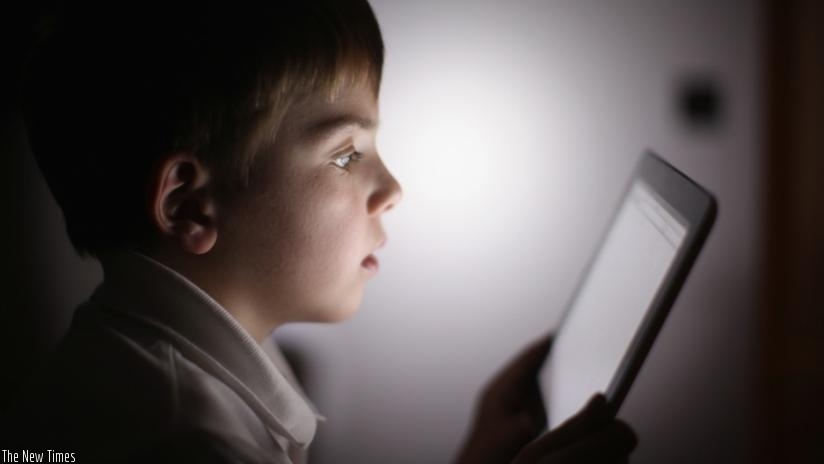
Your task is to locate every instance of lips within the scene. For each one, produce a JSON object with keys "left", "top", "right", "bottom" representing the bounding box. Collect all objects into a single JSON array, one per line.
[
  {"left": 361, "top": 254, "right": 379, "bottom": 272},
  {"left": 361, "top": 235, "right": 386, "bottom": 273}
]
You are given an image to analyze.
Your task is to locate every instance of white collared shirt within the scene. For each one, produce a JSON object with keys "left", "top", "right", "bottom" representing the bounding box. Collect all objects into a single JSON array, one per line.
[{"left": 11, "top": 251, "right": 322, "bottom": 463}]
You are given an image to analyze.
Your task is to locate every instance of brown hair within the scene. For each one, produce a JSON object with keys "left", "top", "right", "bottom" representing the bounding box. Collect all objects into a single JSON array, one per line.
[{"left": 23, "top": 0, "right": 384, "bottom": 257}]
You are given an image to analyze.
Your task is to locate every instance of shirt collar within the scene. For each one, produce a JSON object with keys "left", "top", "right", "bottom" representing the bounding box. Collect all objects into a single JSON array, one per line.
[{"left": 92, "top": 250, "right": 321, "bottom": 448}]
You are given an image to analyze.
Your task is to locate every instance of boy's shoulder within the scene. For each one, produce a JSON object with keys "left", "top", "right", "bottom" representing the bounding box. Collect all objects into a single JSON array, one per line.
[
  {"left": 10, "top": 301, "right": 284, "bottom": 460},
  {"left": 9, "top": 253, "right": 317, "bottom": 461}
]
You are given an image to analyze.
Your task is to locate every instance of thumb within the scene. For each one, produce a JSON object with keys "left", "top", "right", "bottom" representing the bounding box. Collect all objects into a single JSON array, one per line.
[{"left": 512, "top": 394, "right": 609, "bottom": 464}]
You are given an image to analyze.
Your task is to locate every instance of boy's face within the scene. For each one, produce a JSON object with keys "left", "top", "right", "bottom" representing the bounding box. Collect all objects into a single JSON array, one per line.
[{"left": 213, "top": 82, "right": 401, "bottom": 329}]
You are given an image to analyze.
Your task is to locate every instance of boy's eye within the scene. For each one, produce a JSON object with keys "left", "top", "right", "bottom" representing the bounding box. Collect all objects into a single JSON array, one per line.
[{"left": 332, "top": 150, "right": 362, "bottom": 170}]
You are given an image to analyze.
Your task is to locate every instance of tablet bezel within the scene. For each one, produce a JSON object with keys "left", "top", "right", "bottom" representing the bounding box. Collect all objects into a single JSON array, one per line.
[{"left": 544, "top": 151, "right": 717, "bottom": 426}]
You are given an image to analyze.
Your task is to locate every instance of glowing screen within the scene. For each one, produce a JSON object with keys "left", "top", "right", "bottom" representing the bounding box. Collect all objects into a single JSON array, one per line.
[{"left": 543, "top": 181, "right": 687, "bottom": 427}]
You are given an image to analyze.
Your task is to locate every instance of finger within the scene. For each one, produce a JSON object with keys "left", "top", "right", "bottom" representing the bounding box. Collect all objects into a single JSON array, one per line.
[
  {"left": 483, "top": 335, "right": 554, "bottom": 403},
  {"left": 493, "top": 334, "right": 555, "bottom": 392},
  {"left": 522, "top": 381, "right": 547, "bottom": 428},
  {"left": 512, "top": 394, "right": 609, "bottom": 464},
  {"left": 539, "top": 420, "right": 637, "bottom": 464},
  {"left": 511, "top": 333, "right": 555, "bottom": 375}
]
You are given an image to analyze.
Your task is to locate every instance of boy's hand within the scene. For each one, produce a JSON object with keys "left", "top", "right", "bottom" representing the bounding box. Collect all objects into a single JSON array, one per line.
[
  {"left": 455, "top": 336, "right": 637, "bottom": 464},
  {"left": 510, "top": 395, "right": 636, "bottom": 464},
  {"left": 455, "top": 336, "right": 552, "bottom": 464}
]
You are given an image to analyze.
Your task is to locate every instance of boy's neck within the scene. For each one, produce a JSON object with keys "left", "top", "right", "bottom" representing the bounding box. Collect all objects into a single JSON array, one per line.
[{"left": 142, "top": 247, "right": 278, "bottom": 344}]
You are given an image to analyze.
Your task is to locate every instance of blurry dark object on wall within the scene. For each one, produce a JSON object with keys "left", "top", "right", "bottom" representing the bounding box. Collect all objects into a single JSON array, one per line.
[{"left": 675, "top": 73, "right": 724, "bottom": 133}]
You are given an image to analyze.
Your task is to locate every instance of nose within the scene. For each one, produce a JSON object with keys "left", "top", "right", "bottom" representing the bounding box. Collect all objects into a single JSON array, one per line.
[{"left": 368, "top": 159, "right": 402, "bottom": 215}]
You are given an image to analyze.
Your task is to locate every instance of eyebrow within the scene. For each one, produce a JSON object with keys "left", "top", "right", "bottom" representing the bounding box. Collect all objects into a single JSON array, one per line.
[{"left": 301, "top": 113, "right": 378, "bottom": 143}]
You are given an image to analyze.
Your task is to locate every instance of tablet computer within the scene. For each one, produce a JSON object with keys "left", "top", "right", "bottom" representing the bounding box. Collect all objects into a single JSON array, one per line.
[{"left": 540, "top": 151, "right": 716, "bottom": 428}]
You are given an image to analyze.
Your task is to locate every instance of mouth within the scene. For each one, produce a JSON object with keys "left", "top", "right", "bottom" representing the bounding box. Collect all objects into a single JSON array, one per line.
[
  {"left": 361, "top": 236, "right": 385, "bottom": 274},
  {"left": 361, "top": 254, "right": 379, "bottom": 273}
]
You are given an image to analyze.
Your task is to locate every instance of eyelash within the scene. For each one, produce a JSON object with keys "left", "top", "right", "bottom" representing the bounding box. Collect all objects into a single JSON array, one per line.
[{"left": 332, "top": 150, "right": 363, "bottom": 171}]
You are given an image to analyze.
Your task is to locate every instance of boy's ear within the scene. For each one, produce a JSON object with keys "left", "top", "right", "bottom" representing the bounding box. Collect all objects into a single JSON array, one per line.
[{"left": 149, "top": 153, "right": 218, "bottom": 255}]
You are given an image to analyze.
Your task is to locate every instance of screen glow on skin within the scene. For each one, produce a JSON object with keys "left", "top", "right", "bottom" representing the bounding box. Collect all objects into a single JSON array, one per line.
[{"left": 196, "top": 83, "right": 402, "bottom": 341}]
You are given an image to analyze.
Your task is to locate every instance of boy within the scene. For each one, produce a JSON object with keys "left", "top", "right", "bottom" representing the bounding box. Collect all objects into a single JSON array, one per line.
[{"left": 11, "top": 0, "right": 635, "bottom": 462}]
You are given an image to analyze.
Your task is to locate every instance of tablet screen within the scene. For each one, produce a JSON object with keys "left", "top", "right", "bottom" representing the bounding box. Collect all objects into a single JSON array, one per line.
[{"left": 541, "top": 180, "right": 688, "bottom": 427}]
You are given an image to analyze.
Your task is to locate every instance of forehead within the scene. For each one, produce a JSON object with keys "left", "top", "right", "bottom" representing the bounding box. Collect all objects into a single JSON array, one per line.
[{"left": 283, "top": 84, "right": 380, "bottom": 143}]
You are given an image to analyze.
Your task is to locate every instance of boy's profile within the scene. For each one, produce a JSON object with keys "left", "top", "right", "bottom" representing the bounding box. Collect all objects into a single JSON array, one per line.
[{"left": 10, "top": 0, "right": 636, "bottom": 462}]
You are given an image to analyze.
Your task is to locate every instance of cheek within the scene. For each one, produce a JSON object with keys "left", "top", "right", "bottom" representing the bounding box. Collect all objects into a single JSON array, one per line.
[
  {"left": 218, "top": 159, "right": 374, "bottom": 322},
  {"left": 274, "top": 177, "right": 367, "bottom": 283},
  {"left": 271, "top": 180, "right": 370, "bottom": 320},
  {"left": 303, "top": 193, "right": 363, "bottom": 264}
]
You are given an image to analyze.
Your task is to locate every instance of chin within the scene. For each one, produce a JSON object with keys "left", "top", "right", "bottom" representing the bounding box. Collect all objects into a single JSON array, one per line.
[
  {"left": 324, "top": 307, "right": 360, "bottom": 323},
  {"left": 311, "top": 292, "right": 364, "bottom": 323}
]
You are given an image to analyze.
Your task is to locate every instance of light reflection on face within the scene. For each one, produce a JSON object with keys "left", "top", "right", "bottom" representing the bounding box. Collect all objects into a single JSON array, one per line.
[{"left": 214, "top": 83, "right": 402, "bottom": 329}]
